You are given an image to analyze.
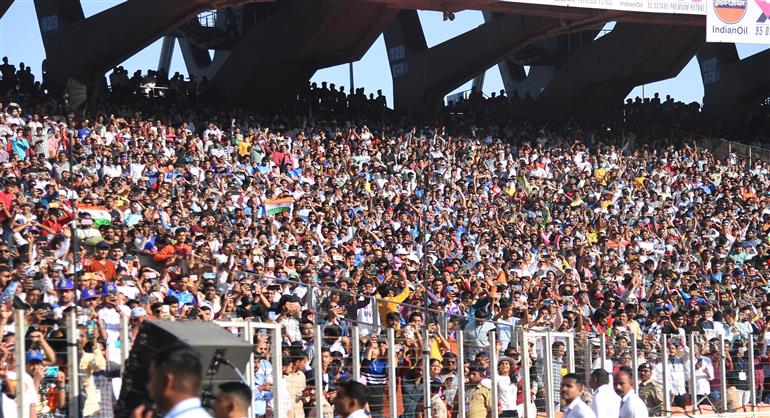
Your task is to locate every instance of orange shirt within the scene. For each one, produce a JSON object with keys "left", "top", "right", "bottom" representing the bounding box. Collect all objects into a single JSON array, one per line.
[{"left": 85, "top": 258, "right": 116, "bottom": 281}]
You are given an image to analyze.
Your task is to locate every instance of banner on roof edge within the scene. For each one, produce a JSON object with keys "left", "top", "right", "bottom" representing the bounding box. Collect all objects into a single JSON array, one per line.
[
  {"left": 706, "top": 0, "right": 770, "bottom": 43},
  {"left": 500, "top": 0, "right": 706, "bottom": 14}
]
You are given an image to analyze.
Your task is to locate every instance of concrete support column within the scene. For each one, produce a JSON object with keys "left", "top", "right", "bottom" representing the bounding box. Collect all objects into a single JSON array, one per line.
[
  {"left": 33, "top": 0, "right": 253, "bottom": 95},
  {"left": 384, "top": 9, "right": 616, "bottom": 115},
  {"left": 535, "top": 23, "right": 704, "bottom": 121},
  {"left": 698, "top": 43, "right": 770, "bottom": 131}
]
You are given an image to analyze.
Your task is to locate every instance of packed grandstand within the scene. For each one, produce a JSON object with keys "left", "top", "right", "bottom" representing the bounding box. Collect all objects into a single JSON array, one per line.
[{"left": 1, "top": 61, "right": 770, "bottom": 418}]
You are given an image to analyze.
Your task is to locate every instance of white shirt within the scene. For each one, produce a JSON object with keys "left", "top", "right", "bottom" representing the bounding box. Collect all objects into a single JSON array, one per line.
[
  {"left": 692, "top": 356, "right": 714, "bottom": 395},
  {"left": 163, "top": 397, "right": 211, "bottom": 418},
  {"left": 346, "top": 409, "right": 369, "bottom": 418},
  {"left": 117, "top": 284, "right": 141, "bottom": 300},
  {"left": 619, "top": 390, "right": 649, "bottom": 418},
  {"left": 271, "top": 375, "right": 293, "bottom": 418},
  {"left": 355, "top": 296, "right": 376, "bottom": 336},
  {"left": 591, "top": 357, "right": 614, "bottom": 384},
  {"left": 1, "top": 371, "right": 37, "bottom": 418},
  {"left": 591, "top": 384, "right": 621, "bottom": 418},
  {"left": 563, "top": 397, "right": 596, "bottom": 418},
  {"left": 497, "top": 374, "right": 518, "bottom": 411},
  {"left": 657, "top": 357, "right": 686, "bottom": 396},
  {"left": 99, "top": 304, "right": 131, "bottom": 362}
]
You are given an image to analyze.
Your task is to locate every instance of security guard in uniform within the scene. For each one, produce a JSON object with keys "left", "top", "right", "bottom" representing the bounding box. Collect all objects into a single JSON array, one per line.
[
  {"left": 467, "top": 365, "right": 493, "bottom": 418},
  {"left": 636, "top": 363, "right": 663, "bottom": 415}
]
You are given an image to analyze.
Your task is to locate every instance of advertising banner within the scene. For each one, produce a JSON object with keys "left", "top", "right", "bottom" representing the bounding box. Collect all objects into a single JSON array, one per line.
[
  {"left": 501, "top": 0, "right": 706, "bottom": 15},
  {"left": 707, "top": 0, "right": 770, "bottom": 43}
]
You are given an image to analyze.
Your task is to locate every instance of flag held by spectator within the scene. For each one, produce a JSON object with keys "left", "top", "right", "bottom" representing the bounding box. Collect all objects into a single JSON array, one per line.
[
  {"left": 76, "top": 204, "right": 112, "bottom": 226},
  {"left": 263, "top": 197, "right": 294, "bottom": 216}
]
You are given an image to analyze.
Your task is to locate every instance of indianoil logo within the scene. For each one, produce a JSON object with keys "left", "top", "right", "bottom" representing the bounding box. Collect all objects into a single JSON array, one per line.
[{"left": 713, "top": 0, "right": 748, "bottom": 23}]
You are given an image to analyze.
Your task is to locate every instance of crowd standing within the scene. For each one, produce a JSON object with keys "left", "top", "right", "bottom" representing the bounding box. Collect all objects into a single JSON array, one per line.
[{"left": 1, "top": 61, "right": 770, "bottom": 418}]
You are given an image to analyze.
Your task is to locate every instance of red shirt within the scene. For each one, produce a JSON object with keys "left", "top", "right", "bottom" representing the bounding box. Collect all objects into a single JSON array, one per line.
[
  {"left": 0, "top": 191, "right": 13, "bottom": 222},
  {"left": 40, "top": 219, "right": 63, "bottom": 236}
]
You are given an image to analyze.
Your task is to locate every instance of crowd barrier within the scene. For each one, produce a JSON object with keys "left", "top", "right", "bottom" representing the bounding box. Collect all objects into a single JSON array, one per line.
[
  {"left": 11, "top": 311, "right": 288, "bottom": 418},
  {"left": 13, "top": 286, "right": 770, "bottom": 418},
  {"left": 194, "top": 270, "right": 770, "bottom": 418}
]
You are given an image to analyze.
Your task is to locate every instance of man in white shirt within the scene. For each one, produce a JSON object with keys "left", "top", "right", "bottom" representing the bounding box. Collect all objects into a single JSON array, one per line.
[
  {"left": 561, "top": 373, "right": 596, "bottom": 418},
  {"left": 334, "top": 379, "right": 370, "bottom": 418},
  {"left": 589, "top": 369, "right": 620, "bottom": 418},
  {"left": 132, "top": 346, "right": 211, "bottom": 418},
  {"left": 615, "top": 367, "right": 649, "bottom": 418},
  {"left": 98, "top": 283, "right": 131, "bottom": 363}
]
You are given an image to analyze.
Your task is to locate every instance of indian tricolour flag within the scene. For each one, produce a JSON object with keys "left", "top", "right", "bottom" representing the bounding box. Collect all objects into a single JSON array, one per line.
[
  {"left": 76, "top": 204, "right": 112, "bottom": 226},
  {"left": 263, "top": 197, "right": 294, "bottom": 216}
]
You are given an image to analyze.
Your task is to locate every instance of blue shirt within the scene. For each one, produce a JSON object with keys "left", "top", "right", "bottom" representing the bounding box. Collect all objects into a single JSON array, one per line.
[
  {"left": 170, "top": 289, "right": 195, "bottom": 306},
  {"left": 11, "top": 137, "right": 29, "bottom": 161},
  {"left": 77, "top": 127, "right": 91, "bottom": 140},
  {"left": 254, "top": 359, "right": 274, "bottom": 416}
]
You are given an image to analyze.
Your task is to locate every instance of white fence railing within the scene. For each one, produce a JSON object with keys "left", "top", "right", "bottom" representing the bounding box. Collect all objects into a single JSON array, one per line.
[{"left": 12, "top": 309, "right": 770, "bottom": 418}]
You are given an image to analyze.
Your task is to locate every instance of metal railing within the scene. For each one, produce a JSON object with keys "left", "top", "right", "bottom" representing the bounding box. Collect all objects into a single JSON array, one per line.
[
  {"left": 622, "top": 119, "right": 770, "bottom": 165},
  {"left": 13, "top": 307, "right": 770, "bottom": 418},
  {"left": 9, "top": 310, "right": 286, "bottom": 418}
]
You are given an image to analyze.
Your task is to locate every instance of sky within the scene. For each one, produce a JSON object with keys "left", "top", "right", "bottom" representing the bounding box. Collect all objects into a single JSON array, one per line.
[{"left": 0, "top": 1, "right": 767, "bottom": 107}]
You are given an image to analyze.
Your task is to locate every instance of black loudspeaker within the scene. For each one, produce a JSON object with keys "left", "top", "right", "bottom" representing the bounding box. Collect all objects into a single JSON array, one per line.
[{"left": 115, "top": 320, "right": 253, "bottom": 418}]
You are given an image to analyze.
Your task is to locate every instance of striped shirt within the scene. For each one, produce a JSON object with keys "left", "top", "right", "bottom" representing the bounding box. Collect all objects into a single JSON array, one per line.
[{"left": 361, "top": 358, "right": 388, "bottom": 385}]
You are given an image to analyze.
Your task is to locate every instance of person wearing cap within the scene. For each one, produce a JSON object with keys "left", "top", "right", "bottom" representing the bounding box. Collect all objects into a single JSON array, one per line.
[
  {"left": 467, "top": 365, "right": 493, "bottom": 418},
  {"left": 429, "top": 378, "right": 448, "bottom": 418},
  {"left": 589, "top": 368, "right": 620, "bottom": 418},
  {"left": 53, "top": 277, "right": 76, "bottom": 319},
  {"left": 84, "top": 240, "right": 116, "bottom": 281},
  {"left": 636, "top": 363, "right": 662, "bottom": 415},
  {"left": 614, "top": 367, "right": 648, "bottom": 418},
  {"left": 98, "top": 282, "right": 130, "bottom": 362},
  {"left": 80, "top": 287, "right": 99, "bottom": 302},
  {"left": 129, "top": 307, "right": 148, "bottom": 346},
  {"left": 561, "top": 373, "right": 595, "bottom": 418},
  {"left": 131, "top": 306, "right": 147, "bottom": 322},
  {"left": 16, "top": 350, "right": 42, "bottom": 415}
]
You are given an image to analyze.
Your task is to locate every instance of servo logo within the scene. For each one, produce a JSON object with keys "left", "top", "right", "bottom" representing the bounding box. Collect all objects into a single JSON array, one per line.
[{"left": 713, "top": 0, "right": 748, "bottom": 23}]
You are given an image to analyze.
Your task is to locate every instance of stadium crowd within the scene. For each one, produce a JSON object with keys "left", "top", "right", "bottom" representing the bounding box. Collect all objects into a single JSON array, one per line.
[{"left": 1, "top": 61, "right": 770, "bottom": 418}]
